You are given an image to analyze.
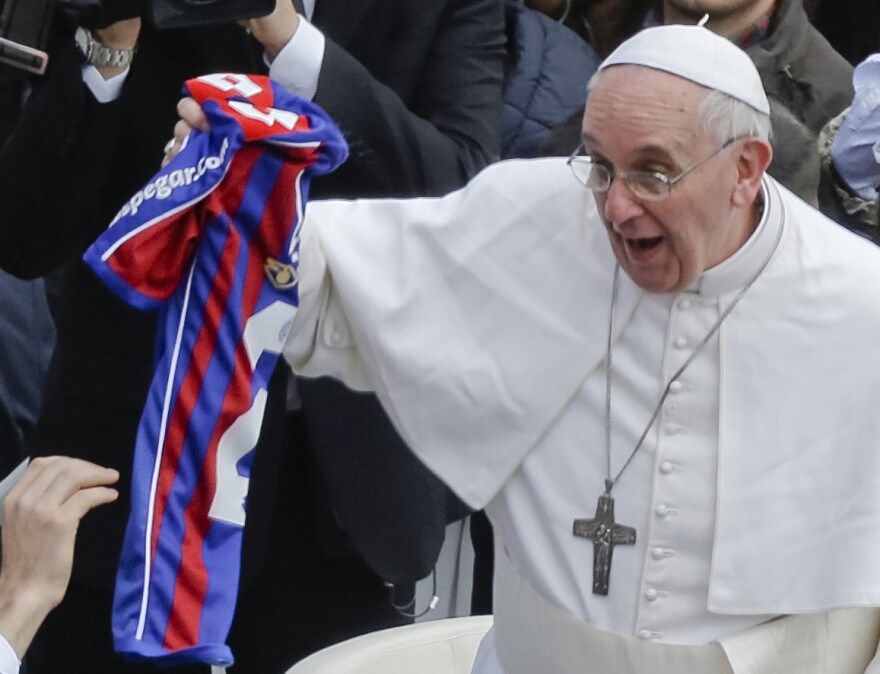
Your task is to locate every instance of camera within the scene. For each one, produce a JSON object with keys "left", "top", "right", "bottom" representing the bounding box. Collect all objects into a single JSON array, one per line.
[
  {"left": 0, "top": 0, "right": 274, "bottom": 76},
  {"left": 61, "top": 0, "right": 275, "bottom": 30}
]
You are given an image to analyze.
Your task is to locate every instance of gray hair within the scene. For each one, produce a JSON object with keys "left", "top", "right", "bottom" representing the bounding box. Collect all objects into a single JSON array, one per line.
[
  {"left": 698, "top": 89, "right": 772, "bottom": 143},
  {"left": 587, "top": 69, "right": 772, "bottom": 143}
]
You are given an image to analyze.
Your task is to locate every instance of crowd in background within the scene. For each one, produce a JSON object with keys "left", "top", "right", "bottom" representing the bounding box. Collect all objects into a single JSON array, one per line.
[{"left": 0, "top": 0, "right": 878, "bottom": 672}]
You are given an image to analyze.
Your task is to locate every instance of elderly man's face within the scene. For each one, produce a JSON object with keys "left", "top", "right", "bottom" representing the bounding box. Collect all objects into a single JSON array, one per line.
[{"left": 582, "top": 66, "right": 748, "bottom": 294}]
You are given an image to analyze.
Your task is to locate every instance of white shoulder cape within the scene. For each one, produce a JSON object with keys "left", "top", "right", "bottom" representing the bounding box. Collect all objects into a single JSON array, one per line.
[{"left": 285, "top": 158, "right": 880, "bottom": 614}]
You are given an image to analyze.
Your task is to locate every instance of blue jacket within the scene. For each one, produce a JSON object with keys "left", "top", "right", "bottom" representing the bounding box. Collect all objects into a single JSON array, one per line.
[
  {"left": 502, "top": 1, "right": 599, "bottom": 159},
  {"left": 0, "top": 271, "right": 54, "bottom": 476}
]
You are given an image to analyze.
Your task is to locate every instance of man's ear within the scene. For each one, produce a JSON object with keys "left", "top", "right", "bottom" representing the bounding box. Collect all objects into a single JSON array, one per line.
[{"left": 731, "top": 138, "right": 773, "bottom": 208}]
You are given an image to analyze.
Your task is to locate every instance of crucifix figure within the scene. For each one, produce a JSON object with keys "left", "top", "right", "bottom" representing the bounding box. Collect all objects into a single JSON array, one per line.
[{"left": 573, "top": 487, "right": 636, "bottom": 596}]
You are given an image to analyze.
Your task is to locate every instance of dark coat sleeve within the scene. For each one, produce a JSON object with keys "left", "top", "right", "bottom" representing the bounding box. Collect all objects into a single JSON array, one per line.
[{"left": 313, "top": 0, "right": 505, "bottom": 198}]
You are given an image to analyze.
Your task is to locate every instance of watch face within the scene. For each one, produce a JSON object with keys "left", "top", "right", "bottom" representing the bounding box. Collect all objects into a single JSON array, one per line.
[{"left": 74, "top": 26, "right": 92, "bottom": 59}]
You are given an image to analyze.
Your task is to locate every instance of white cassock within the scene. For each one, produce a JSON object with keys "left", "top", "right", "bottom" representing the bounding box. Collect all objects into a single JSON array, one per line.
[{"left": 282, "top": 158, "right": 880, "bottom": 673}]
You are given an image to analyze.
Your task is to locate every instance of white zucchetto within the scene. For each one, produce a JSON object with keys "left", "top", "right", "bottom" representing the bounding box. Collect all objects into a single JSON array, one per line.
[{"left": 600, "top": 24, "right": 770, "bottom": 115}]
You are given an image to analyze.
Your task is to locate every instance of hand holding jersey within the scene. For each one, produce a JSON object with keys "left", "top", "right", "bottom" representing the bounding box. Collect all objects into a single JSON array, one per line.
[{"left": 163, "top": 96, "right": 211, "bottom": 168}]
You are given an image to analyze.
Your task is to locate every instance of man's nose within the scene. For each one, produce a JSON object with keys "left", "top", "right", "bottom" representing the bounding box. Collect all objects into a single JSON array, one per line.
[{"left": 602, "top": 178, "right": 644, "bottom": 224}]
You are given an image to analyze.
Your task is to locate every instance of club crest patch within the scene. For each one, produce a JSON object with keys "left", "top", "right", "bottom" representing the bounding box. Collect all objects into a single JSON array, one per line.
[{"left": 264, "top": 257, "right": 298, "bottom": 289}]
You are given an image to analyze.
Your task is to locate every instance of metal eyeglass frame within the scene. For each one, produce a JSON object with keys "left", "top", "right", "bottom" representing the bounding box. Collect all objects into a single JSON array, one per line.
[{"left": 566, "top": 137, "right": 738, "bottom": 202}]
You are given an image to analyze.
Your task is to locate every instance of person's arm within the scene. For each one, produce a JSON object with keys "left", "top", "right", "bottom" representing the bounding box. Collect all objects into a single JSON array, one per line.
[
  {"left": 251, "top": 0, "right": 505, "bottom": 197},
  {"left": 170, "top": 0, "right": 504, "bottom": 197},
  {"left": 816, "top": 54, "right": 880, "bottom": 239},
  {"left": 311, "top": 0, "right": 505, "bottom": 196},
  {"left": 0, "top": 457, "right": 119, "bottom": 662},
  {"left": 0, "top": 18, "right": 140, "bottom": 279}
]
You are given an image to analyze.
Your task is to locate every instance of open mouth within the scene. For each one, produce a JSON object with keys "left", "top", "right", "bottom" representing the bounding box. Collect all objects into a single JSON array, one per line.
[{"left": 627, "top": 236, "right": 663, "bottom": 251}]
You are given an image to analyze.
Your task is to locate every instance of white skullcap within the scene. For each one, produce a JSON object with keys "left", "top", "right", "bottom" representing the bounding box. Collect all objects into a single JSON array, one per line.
[{"left": 599, "top": 24, "right": 770, "bottom": 115}]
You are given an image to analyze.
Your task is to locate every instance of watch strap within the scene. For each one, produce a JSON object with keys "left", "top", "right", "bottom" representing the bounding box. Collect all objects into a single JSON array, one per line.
[{"left": 75, "top": 26, "right": 136, "bottom": 69}]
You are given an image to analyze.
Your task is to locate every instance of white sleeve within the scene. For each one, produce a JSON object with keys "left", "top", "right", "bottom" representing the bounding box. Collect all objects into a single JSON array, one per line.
[
  {"left": 0, "top": 634, "right": 21, "bottom": 674},
  {"left": 82, "top": 65, "right": 129, "bottom": 103},
  {"left": 282, "top": 159, "right": 603, "bottom": 510},
  {"left": 283, "top": 205, "right": 373, "bottom": 392},
  {"left": 267, "top": 18, "right": 326, "bottom": 101}
]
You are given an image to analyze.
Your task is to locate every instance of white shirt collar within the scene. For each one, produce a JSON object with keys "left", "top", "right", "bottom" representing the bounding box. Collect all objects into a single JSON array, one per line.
[{"left": 694, "top": 175, "right": 783, "bottom": 298}]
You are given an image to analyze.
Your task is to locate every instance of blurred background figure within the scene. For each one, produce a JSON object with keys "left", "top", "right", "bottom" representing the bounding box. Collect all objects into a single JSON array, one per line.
[
  {"left": 818, "top": 53, "right": 880, "bottom": 242},
  {"left": 767, "top": 96, "right": 821, "bottom": 206},
  {"left": 0, "top": 67, "right": 57, "bottom": 500},
  {"left": 805, "top": 0, "right": 880, "bottom": 67},
  {"left": 525, "top": 0, "right": 655, "bottom": 57},
  {"left": 501, "top": 0, "right": 600, "bottom": 157},
  {"left": 0, "top": 273, "right": 54, "bottom": 481}
]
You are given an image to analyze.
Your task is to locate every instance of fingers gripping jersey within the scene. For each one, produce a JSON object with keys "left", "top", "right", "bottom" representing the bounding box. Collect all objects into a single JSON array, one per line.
[{"left": 84, "top": 74, "right": 347, "bottom": 666}]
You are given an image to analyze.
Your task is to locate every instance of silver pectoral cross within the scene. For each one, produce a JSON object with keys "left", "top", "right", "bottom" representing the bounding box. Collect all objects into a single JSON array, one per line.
[{"left": 572, "top": 488, "right": 636, "bottom": 596}]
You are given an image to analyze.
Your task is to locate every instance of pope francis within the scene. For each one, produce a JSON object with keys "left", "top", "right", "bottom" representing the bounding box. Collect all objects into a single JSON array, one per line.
[{"left": 279, "top": 24, "right": 880, "bottom": 674}]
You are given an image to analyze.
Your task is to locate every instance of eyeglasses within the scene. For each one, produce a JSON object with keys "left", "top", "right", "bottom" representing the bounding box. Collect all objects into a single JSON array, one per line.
[{"left": 566, "top": 138, "right": 737, "bottom": 202}]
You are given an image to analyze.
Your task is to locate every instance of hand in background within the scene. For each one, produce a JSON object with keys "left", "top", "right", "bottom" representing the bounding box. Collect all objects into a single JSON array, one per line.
[
  {"left": 243, "top": 0, "right": 301, "bottom": 59},
  {"left": 0, "top": 457, "right": 119, "bottom": 659}
]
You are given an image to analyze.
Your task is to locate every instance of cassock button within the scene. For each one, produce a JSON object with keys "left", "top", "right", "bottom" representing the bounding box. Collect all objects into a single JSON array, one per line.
[
  {"left": 678, "top": 298, "right": 692, "bottom": 310},
  {"left": 673, "top": 336, "right": 688, "bottom": 349},
  {"left": 655, "top": 505, "right": 670, "bottom": 517},
  {"left": 638, "top": 630, "right": 655, "bottom": 640},
  {"left": 651, "top": 547, "right": 667, "bottom": 559},
  {"left": 669, "top": 380, "right": 684, "bottom": 394},
  {"left": 645, "top": 588, "right": 659, "bottom": 601},
  {"left": 664, "top": 423, "right": 680, "bottom": 435},
  {"left": 659, "top": 461, "right": 674, "bottom": 474}
]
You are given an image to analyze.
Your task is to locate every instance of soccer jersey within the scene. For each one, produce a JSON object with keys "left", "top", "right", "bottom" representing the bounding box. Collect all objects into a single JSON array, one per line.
[{"left": 84, "top": 73, "right": 347, "bottom": 666}]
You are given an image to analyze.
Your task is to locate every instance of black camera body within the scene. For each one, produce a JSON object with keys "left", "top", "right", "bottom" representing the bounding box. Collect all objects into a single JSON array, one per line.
[
  {"left": 149, "top": 0, "right": 275, "bottom": 29},
  {"left": 60, "top": 0, "right": 275, "bottom": 29}
]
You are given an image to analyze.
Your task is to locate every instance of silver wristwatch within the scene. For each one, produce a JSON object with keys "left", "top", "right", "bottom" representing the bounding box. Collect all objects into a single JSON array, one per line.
[{"left": 74, "top": 26, "right": 137, "bottom": 68}]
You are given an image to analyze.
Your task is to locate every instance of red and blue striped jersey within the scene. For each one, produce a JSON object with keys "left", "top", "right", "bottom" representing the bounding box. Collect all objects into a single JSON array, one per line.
[{"left": 84, "top": 74, "right": 347, "bottom": 666}]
